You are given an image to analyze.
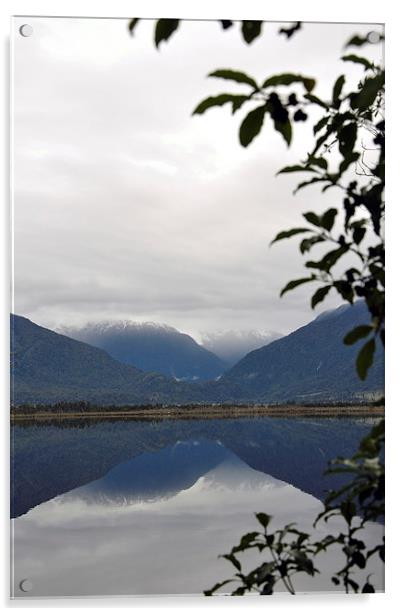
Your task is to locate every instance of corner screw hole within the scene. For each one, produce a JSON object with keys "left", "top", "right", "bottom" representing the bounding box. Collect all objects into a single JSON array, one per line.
[
  {"left": 19, "top": 24, "right": 33, "bottom": 38},
  {"left": 19, "top": 578, "right": 33, "bottom": 592},
  {"left": 367, "top": 31, "right": 381, "bottom": 44}
]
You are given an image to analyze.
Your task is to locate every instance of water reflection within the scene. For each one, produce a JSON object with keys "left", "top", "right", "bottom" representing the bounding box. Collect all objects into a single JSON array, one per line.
[
  {"left": 68, "top": 440, "right": 234, "bottom": 505},
  {"left": 12, "top": 438, "right": 384, "bottom": 597},
  {"left": 11, "top": 416, "right": 379, "bottom": 517}
]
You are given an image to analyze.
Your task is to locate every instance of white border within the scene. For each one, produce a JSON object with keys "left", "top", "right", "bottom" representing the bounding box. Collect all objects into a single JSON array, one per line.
[{"left": 1, "top": 1, "right": 399, "bottom": 614}]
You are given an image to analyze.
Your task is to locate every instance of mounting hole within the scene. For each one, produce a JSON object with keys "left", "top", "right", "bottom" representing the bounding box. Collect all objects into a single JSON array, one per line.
[
  {"left": 19, "top": 24, "right": 33, "bottom": 38},
  {"left": 19, "top": 578, "right": 33, "bottom": 592},
  {"left": 367, "top": 31, "right": 381, "bottom": 44}
]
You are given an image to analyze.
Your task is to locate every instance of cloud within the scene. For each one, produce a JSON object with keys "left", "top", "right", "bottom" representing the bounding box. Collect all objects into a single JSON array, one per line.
[{"left": 12, "top": 17, "right": 382, "bottom": 337}]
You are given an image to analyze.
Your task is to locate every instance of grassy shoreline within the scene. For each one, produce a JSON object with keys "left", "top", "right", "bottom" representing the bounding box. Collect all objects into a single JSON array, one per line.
[{"left": 10, "top": 404, "right": 385, "bottom": 422}]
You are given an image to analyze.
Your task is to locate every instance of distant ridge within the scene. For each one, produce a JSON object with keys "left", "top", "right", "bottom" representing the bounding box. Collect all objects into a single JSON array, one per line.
[
  {"left": 220, "top": 301, "right": 384, "bottom": 403},
  {"left": 10, "top": 315, "right": 200, "bottom": 405},
  {"left": 11, "top": 302, "right": 384, "bottom": 406},
  {"left": 60, "top": 320, "right": 226, "bottom": 381}
]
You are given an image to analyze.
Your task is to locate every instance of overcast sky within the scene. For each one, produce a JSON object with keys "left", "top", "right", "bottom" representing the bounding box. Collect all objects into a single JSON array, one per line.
[{"left": 12, "top": 17, "right": 383, "bottom": 341}]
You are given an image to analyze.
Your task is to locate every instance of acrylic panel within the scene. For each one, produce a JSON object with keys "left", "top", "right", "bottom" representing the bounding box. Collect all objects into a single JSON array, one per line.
[{"left": 11, "top": 16, "right": 385, "bottom": 598}]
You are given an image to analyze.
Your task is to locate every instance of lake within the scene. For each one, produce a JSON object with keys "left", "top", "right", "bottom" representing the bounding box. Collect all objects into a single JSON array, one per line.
[{"left": 11, "top": 415, "right": 384, "bottom": 597}]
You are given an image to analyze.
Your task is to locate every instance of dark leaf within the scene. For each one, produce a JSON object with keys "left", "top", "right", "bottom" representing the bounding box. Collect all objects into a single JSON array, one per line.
[
  {"left": 239, "top": 105, "right": 267, "bottom": 147},
  {"left": 193, "top": 94, "right": 249, "bottom": 115},
  {"left": 209, "top": 69, "right": 258, "bottom": 89},
  {"left": 373, "top": 161, "right": 384, "bottom": 181},
  {"left": 352, "top": 551, "right": 366, "bottom": 568},
  {"left": 261, "top": 582, "right": 274, "bottom": 595},
  {"left": 339, "top": 151, "right": 360, "bottom": 175},
  {"left": 294, "top": 109, "right": 308, "bottom": 122},
  {"left": 264, "top": 94, "right": 292, "bottom": 146},
  {"left": 255, "top": 512, "right": 272, "bottom": 528},
  {"left": 241, "top": 21, "right": 263, "bottom": 44},
  {"left": 324, "top": 246, "right": 349, "bottom": 269},
  {"left": 305, "top": 245, "right": 348, "bottom": 272},
  {"left": 263, "top": 73, "right": 315, "bottom": 92},
  {"left": 321, "top": 208, "right": 337, "bottom": 231},
  {"left": 303, "top": 211, "right": 322, "bottom": 227},
  {"left": 222, "top": 553, "right": 242, "bottom": 572},
  {"left": 204, "top": 579, "right": 232, "bottom": 596},
  {"left": 128, "top": 18, "right": 140, "bottom": 35},
  {"left": 356, "top": 338, "right": 376, "bottom": 380},
  {"left": 345, "top": 267, "right": 360, "bottom": 282},
  {"left": 265, "top": 534, "right": 275, "bottom": 547},
  {"left": 359, "top": 435, "right": 378, "bottom": 456},
  {"left": 277, "top": 165, "right": 309, "bottom": 175},
  {"left": 341, "top": 500, "right": 356, "bottom": 523},
  {"left": 294, "top": 177, "right": 327, "bottom": 194},
  {"left": 311, "top": 285, "right": 332, "bottom": 308},
  {"left": 304, "top": 93, "right": 329, "bottom": 109},
  {"left": 220, "top": 20, "right": 233, "bottom": 30},
  {"left": 266, "top": 93, "right": 288, "bottom": 122},
  {"left": 297, "top": 556, "right": 316, "bottom": 576},
  {"left": 300, "top": 235, "right": 325, "bottom": 254},
  {"left": 280, "top": 277, "right": 314, "bottom": 297},
  {"left": 333, "top": 280, "right": 354, "bottom": 302},
  {"left": 338, "top": 123, "right": 357, "bottom": 157},
  {"left": 310, "top": 126, "right": 336, "bottom": 157},
  {"left": 270, "top": 228, "right": 311, "bottom": 245},
  {"left": 155, "top": 19, "right": 180, "bottom": 48},
  {"left": 342, "top": 54, "right": 374, "bottom": 71},
  {"left": 362, "top": 582, "right": 375, "bottom": 593},
  {"left": 350, "top": 539, "right": 366, "bottom": 551},
  {"left": 231, "top": 97, "right": 249, "bottom": 113},
  {"left": 257, "top": 566, "right": 275, "bottom": 585},
  {"left": 308, "top": 156, "right": 328, "bottom": 170},
  {"left": 313, "top": 115, "right": 330, "bottom": 135},
  {"left": 322, "top": 182, "right": 336, "bottom": 193},
  {"left": 279, "top": 22, "right": 302, "bottom": 39},
  {"left": 332, "top": 75, "right": 346, "bottom": 107},
  {"left": 235, "top": 532, "right": 260, "bottom": 551},
  {"left": 274, "top": 119, "right": 292, "bottom": 146},
  {"left": 347, "top": 578, "right": 360, "bottom": 593},
  {"left": 346, "top": 35, "right": 369, "bottom": 47},
  {"left": 353, "top": 226, "right": 366, "bottom": 245},
  {"left": 350, "top": 72, "right": 385, "bottom": 111},
  {"left": 345, "top": 33, "right": 383, "bottom": 48}
]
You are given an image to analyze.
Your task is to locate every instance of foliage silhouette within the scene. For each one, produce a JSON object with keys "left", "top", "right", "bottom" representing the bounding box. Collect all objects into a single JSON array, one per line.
[
  {"left": 127, "top": 18, "right": 385, "bottom": 595},
  {"left": 192, "top": 33, "right": 384, "bottom": 381},
  {"left": 204, "top": 419, "right": 384, "bottom": 595}
]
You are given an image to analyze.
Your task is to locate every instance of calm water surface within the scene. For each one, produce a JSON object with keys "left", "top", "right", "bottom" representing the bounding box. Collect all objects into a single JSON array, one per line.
[{"left": 11, "top": 416, "right": 384, "bottom": 596}]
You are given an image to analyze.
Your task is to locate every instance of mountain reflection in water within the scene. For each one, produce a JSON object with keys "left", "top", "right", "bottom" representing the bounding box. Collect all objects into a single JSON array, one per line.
[
  {"left": 11, "top": 416, "right": 379, "bottom": 517},
  {"left": 11, "top": 436, "right": 384, "bottom": 597}
]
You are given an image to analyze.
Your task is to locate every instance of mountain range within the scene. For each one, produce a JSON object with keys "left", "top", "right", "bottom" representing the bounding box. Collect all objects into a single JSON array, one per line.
[
  {"left": 11, "top": 301, "right": 384, "bottom": 406},
  {"left": 10, "top": 314, "right": 197, "bottom": 405},
  {"left": 60, "top": 321, "right": 226, "bottom": 381},
  {"left": 219, "top": 301, "right": 384, "bottom": 403}
]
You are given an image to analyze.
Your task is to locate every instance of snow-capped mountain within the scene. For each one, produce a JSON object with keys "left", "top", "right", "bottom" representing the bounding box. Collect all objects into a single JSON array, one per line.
[{"left": 60, "top": 321, "right": 227, "bottom": 381}]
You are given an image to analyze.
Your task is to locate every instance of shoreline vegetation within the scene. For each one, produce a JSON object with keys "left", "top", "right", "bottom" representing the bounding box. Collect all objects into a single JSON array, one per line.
[{"left": 11, "top": 402, "right": 385, "bottom": 422}]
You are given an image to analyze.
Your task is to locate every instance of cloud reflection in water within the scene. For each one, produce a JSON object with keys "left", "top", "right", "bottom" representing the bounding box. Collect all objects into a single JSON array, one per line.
[{"left": 12, "top": 439, "right": 384, "bottom": 597}]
